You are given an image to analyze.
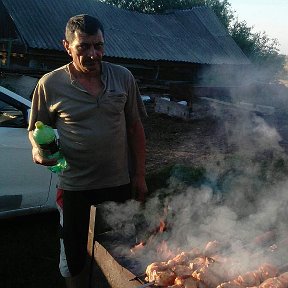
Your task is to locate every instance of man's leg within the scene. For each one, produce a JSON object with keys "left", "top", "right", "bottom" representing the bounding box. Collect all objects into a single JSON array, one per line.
[
  {"left": 57, "top": 189, "right": 90, "bottom": 287},
  {"left": 58, "top": 184, "right": 132, "bottom": 287}
]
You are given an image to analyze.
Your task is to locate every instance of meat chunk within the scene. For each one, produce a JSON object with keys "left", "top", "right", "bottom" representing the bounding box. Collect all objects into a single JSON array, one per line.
[
  {"left": 278, "top": 271, "right": 288, "bottom": 284},
  {"left": 171, "top": 250, "right": 201, "bottom": 266},
  {"left": 259, "top": 277, "right": 286, "bottom": 288},
  {"left": 148, "top": 269, "right": 176, "bottom": 286},
  {"left": 236, "top": 270, "right": 262, "bottom": 286},
  {"left": 145, "top": 261, "right": 176, "bottom": 286},
  {"left": 174, "top": 276, "right": 198, "bottom": 288},
  {"left": 189, "top": 256, "right": 211, "bottom": 271},
  {"left": 217, "top": 263, "right": 279, "bottom": 288},
  {"left": 216, "top": 281, "right": 245, "bottom": 288},
  {"left": 145, "top": 261, "right": 167, "bottom": 275},
  {"left": 258, "top": 263, "right": 279, "bottom": 282},
  {"left": 192, "top": 265, "right": 223, "bottom": 287},
  {"left": 182, "top": 277, "right": 198, "bottom": 288},
  {"left": 172, "top": 265, "right": 193, "bottom": 277},
  {"left": 193, "top": 261, "right": 230, "bottom": 286}
]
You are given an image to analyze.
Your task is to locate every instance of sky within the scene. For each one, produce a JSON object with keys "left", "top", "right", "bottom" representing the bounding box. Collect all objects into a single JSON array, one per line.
[{"left": 228, "top": 0, "right": 288, "bottom": 55}]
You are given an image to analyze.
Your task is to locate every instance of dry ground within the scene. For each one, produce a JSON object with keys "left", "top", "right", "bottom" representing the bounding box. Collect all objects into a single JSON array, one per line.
[{"left": 143, "top": 107, "right": 228, "bottom": 174}]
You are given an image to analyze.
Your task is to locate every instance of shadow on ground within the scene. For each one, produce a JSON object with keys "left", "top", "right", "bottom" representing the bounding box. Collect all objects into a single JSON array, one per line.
[{"left": 0, "top": 211, "right": 65, "bottom": 288}]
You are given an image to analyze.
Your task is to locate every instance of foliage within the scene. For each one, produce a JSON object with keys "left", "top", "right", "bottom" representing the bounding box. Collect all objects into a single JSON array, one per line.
[
  {"left": 229, "top": 19, "right": 286, "bottom": 81},
  {"left": 146, "top": 164, "right": 206, "bottom": 194},
  {"left": 100, "top": 0, "right": 286, "bottom": 81},
  {"left": 279, "top": 56, "right": 288, "bottom": 83},
  {"left": 100, "top": 0, "right": 233, "bottom": 27}
]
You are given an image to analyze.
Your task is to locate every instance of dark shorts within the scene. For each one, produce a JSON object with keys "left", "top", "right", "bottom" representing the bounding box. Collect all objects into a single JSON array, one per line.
[{"left": 57, "top": 184, "right": 132, "bottom": 277}]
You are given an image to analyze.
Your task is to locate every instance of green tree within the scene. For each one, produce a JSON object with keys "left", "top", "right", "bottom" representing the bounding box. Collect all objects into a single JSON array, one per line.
[
  {"left": 229, "top": 19, "right": 285, "bottom": 81},
  {"left": 100, "top": 0, "right": 285, "bottom": 81},
  {"left": 100, "top": 0, "right": 233, "bottom": 27}
]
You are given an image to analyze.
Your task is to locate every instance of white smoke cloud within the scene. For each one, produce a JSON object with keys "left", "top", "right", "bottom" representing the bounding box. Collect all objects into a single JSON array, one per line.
[{"left": 97, "top": 84, "right": 288, "bottom": 276}]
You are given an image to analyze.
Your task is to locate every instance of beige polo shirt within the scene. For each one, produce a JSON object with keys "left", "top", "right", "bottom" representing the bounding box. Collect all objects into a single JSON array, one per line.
[{"left": 28, "top": 61, "right": 144, "bottom": 191}]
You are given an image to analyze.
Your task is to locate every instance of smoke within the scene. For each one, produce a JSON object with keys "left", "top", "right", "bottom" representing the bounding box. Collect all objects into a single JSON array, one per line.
[{"left": 96, "top": 75, "right": 288, "bottom": 275}]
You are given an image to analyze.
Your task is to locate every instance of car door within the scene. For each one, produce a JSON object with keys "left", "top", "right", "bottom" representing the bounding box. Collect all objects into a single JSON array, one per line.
[{"left": 0, "top": 96, "right": 52, "bottom": 213}]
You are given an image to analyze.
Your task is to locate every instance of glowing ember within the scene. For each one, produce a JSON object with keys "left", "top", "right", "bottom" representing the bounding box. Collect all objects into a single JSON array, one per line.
[
  {"left": 130, "top": 242, "right": 145, "bottom": 254},
  {"left": 159, "top": 219, "right": 166, "bottom": 233},
  {"left": 130, "top": 217, "right": 168, "bottom": 254}
]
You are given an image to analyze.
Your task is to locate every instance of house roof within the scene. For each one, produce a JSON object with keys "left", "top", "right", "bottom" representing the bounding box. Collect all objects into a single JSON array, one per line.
[{"left": 1, "top": 0, "right": 250, "bottom": 65}]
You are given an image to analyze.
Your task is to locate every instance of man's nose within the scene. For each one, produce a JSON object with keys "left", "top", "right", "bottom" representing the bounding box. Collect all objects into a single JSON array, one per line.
[{"left": 88, "top": 45, "right": 102, "bottom": 58}]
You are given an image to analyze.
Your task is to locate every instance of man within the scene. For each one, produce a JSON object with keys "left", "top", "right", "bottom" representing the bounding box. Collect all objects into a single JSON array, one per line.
[{"left": 28, "top": 14, "right": 147, "bottom": 287}]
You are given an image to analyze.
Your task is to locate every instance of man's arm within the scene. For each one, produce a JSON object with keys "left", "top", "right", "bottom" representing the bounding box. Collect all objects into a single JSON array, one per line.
[
  {"left": 28, "top": 131, "right": 57, "bottom": 166},
  {"left": 127, "top": 119, "right": 147, "bottom": 202}
]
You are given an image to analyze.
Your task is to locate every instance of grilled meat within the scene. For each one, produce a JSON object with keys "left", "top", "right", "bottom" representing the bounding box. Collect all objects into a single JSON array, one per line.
[
  {"left": 216, "top": 280, "right": 245, "bottom": 288},
  {"left": 189, "top": 256, "right": 212, "bottom": 271},
  {"left": 236, "top": 271, "right": 262, "bottom": 286},
  {"left": 258, "top": 263, "right": 279, "bottom": 282},
  {"left": 174, "top": 276, "right": 198, "bottom": 288},
  {"left": 258, "top": 277, "right": 286, "bottom": 288},
  {"left": 278, "top": 271, "right": 288, "bottom": 284},
  {"left": 172, "top": 265, "right": 193, "bottom": 277}
]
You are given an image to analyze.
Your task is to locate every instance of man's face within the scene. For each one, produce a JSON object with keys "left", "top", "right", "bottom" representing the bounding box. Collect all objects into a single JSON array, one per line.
[{"left": 63, "top": 29, "right": 104, "bottom": 73}]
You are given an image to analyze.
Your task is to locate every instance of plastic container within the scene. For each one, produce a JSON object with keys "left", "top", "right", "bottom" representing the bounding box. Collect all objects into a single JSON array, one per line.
[{"left": 33, "top": 121, "right": 67, "bottom": 173}]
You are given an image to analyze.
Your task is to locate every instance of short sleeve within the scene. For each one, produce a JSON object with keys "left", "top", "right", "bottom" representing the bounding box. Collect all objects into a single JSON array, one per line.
[{"left": 28, "top": 80, "right": 56, "bottom": 131}]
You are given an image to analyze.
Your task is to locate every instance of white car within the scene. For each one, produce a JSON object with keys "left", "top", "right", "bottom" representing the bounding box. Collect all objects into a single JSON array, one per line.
[{"left": 0, "top": 86, "right": 57, "bottom": 218}]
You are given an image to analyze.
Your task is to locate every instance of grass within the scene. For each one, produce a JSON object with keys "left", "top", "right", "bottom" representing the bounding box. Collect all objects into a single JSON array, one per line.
[{"left": 146, "top": 164, "right": 206, "bottom": 194}]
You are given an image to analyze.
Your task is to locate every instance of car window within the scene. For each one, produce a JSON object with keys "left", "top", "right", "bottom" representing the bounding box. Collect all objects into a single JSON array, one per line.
[{"left": 0, "top": 100, "right": 26, "bottom": 128}]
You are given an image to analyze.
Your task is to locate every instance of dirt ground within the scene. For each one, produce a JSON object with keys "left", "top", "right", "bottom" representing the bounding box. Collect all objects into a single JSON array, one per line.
[
  {"left": 1, "top": 101, "right": 287, "bottom": 288},
  {"left": 143, "top": 105, "right": 228, "bottom": 174}
]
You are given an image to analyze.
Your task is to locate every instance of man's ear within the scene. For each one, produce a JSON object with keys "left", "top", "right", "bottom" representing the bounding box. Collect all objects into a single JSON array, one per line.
[{"left": 63, "top": 39, "right": 72, "bottom": 56}]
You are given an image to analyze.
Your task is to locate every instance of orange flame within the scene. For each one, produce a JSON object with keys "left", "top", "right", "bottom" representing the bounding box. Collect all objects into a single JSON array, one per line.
[
  {"left": 130, "top": 218, "right": 169, "bottom": 255},
  {"left": 159, "top": 219, "right": 166, "bottom": 233},
  {"left": 130, "top": 242, "right": 145, "bottom": 254}
]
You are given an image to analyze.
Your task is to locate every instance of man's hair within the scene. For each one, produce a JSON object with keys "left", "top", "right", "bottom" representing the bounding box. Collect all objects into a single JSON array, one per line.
[{"left": 65, "top": 14, "right": 104, "bottom": 42}]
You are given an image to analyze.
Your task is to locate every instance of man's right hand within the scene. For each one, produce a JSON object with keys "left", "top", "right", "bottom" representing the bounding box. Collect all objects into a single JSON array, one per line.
[{"left": 32, "top": 147, "right": 58, "bottom": 166}]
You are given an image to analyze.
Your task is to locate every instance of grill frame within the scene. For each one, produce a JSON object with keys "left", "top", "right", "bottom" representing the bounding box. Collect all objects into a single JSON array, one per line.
[{"left": 88, "top": 205, "right": 146, "bottom": 288}]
